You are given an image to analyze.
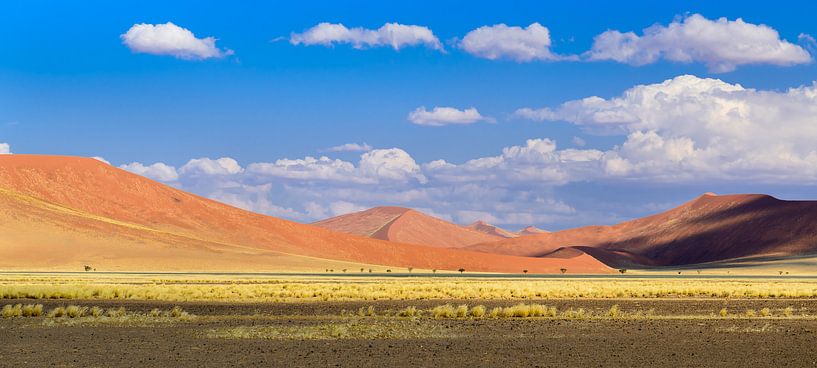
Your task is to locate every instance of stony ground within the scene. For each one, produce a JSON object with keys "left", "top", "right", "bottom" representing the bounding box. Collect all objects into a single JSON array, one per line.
[{"left": 1, "top": 299, "right": 816, "bottom": 367}]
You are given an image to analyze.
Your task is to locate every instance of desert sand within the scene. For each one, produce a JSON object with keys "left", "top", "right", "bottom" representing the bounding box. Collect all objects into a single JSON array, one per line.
[{"left": 0, "top": 155, "right": 610, "bottom": 273}]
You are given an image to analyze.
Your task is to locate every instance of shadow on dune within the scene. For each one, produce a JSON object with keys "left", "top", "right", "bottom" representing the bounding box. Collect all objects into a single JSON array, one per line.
[{"left": 535, "top": 195, "right": 817, "bottom": 269}]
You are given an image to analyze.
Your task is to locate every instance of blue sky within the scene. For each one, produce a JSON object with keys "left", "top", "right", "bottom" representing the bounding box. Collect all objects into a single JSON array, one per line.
[{"left": 2, "top": 1, "right": 817, "bottom": 229}]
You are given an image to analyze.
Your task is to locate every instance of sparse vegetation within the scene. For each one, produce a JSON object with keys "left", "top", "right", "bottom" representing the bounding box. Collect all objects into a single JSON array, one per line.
[
  {"left": 759, "top": 307, "right": 771, "bottom": 317},
  {"left": 4, "top": 275, "right": 817, "bottom": 303},
  {"left": 397, "top": 306, "right": 417, "bottom": 317},
  {"left": 719, "top": 308, "right": 728, "bottom": 317},
  {"left": 2, "top": 304, "right": 21, "bottom": 318},
  {"left": 470, "top": 305, "right": 486, "bottom": 318},
  {"left": 432, "top": 304, "right": 456, "bottom": 319},
  {"left": 560, "top": 268, "right": 567, "bottom": 274}
]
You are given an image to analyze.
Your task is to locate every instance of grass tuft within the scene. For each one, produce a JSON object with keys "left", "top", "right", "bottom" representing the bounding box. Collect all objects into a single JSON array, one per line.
[
  {"left": 431, "top": 304, "right": 456, "bottom": 319},
  {"left": 397, "top": 306, "right": 417, "bottom": 318},
  {"left": 470, "top": 305, "right": 486, "bottom": 318},
  {"left": 719, "top": 308, "right": 728, "bottom": 317}
]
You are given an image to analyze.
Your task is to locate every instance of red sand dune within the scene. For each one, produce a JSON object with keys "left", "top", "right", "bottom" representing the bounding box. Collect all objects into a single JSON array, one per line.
[
  {"left": 469, "top": 193, "right": 817, "bottom": 268},
  {"left": 517, "top": 226, "right": 549, "bottom": 236},
  {"left": 465, "top": 221, "right": 518, "bottom": 239},
  {"left": 0, "top": 155, "right": 611, "bottom": 273},
  {"left": 313, "top": 207, "right": 504, "bottom": 248}
]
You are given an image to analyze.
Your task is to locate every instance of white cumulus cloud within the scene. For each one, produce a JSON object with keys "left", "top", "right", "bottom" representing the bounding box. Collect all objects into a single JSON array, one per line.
[
  {"left": 516, "top": 74, "right": 817, "bottom": 181},
  {"left": 324, "top": 143, "right": 373, "bottom": 152},
  {"left": 0, "top": 143, "right": 10, "bottom": 154},
  {"left": 290, "top": 22, "right": 442, "bottom": 51},
  {"left": 180, "top": 157, "right": 243, "bottom": 176},
  {"left": 120, "top": 162, "right": 179, "bottom": 182},
  {"left": 586, "top": 14, "right": 811, "bottom": 72},
  {"left": 408, "top": 106, "right": 491, "bottom": 126},
  {"left": 458, "top": 23, "right": 572, "bottom": 62},
  {"left": 121, "top": 22, "right": 233, "bottom": 60}
]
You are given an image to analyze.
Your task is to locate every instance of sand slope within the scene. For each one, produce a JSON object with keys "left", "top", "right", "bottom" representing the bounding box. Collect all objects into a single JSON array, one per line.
[
  {"left": 469, "top": 193, "right": 817, "bottom": 268},
  {"left": 313, "top": 207, "right": 504, "bottom": 248},
  {"left": 0, "top": 155, "right": 611, "bottom": 273},
  {"left": 465, "top": 221, "right": 518, "bottom": 239},
  {"left": 517, "top": 226, "right": 549, "bottom": 236}
]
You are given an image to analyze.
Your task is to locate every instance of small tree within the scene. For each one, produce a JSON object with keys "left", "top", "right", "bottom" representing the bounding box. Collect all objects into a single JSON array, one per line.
[
  {"left": 84, "top": 265, "right": 92, "bottom": 272},
  {"left": 432, "top": 269, "right": 437, "bottom": 273},
  {"left": 618, "top": 269, "right": 627, "bottom": 274},
  {"left": 779, "top": 271, "right": 784, "bottom": 276},
  {"left": 368, "top": 268, "right": 372, "bottom": 273},
  {"left": 360, "top": 268, "right": 364, "bottom": 272},
  {"left": 560, "top": 268, "right": 567, "bottom": 274},
  {"left": 458, "top": 268, "right": 465, "bottom": 274},
  {"left": 386, "top": 269, "right": 392, "bottom": 273},
  {"left": 342, "top": 269, "right": 347, "bottom": 273},
  {"left": 523, "top": 269, "right": 528, "bottom": 274},
  {"left": 408, "top": 267, "right": 413, "bottom": 273}
]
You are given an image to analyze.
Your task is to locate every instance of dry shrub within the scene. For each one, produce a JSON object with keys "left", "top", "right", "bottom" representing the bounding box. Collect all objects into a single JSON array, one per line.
[
  {"left": 607, "top": 305, "right": 621, "bottom": 318},
  {"left": 20, "top": 304, "right": 43, "bottom": 317},
  {"left": 2, "top": 304, "right": 22, "bottom": 318},
  {"left": 397, "top": 306, "right": 417, "bottom": 318},
  {"left": 488, "top": 307, "right": 502, "bottom": 318},
  {"left": 149, "top": 308, "right": 162, "bottom": 317},
  {"left": 719, "top": 308, "right": 728, "bottom": 317},
  {"left": 47, "top": 306, "right": 66, "bottom": 318},
  {"left": 783, "top": 306, "right": 794, "bottom": 317},
  {"left": 90, "top": 306, "right": 104, "bottom": 317},
  {"left": 759, "top": 307, "right": 771, "bottom": 317},
  {"left": 455, "top": 305, "right": 469, "bottom": 318},
  {"left": 432, "top": 304, "right": 456, "bottom": 319},
  {"left": 106, "top": 307, "right": 126, "bottom": 317},
  {"left": 169, "top": 306, "right": 187, "bottom": 318},
  {"left": 65, "top": 305, "right": 88, "bottom": 318},
  {"left": 745, "top": 309, "right": 757, "bottom": 317},
  {"left": 470, "top": 305, "right": 486, "bottom": 318}
]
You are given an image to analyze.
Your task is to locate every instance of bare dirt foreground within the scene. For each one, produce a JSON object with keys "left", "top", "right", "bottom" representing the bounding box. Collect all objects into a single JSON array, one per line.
[{"left": 2, "top": 299, "right": 817, "bottom": 367}]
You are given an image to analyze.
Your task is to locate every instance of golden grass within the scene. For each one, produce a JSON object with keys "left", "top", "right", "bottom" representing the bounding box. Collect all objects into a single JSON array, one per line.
[{"left": 3, "top": 275, "right": 817, "bottom": 302}]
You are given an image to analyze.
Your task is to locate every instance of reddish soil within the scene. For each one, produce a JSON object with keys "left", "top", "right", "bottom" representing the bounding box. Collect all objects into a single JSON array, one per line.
[
  {"left": 469, "top": 193, "right": 817, "bottom": 268},
  {"left": 0, "top": 155, "right": 611, "bottom": 273}
]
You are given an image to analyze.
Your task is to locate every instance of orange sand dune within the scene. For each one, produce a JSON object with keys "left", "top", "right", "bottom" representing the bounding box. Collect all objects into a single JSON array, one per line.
[
  {"left": 0, "top": 155, "right": 611, "bottom": 273},
  {"left": 469, "top": 193, "right": 817, "bottom": 268},
  {"left": 466, "top": 221, "right": 518, "bottom": 239},
  {"left": 517, "top": 226, "right": 549, "bottom": 236},
  {"left": 313, "top": 207, "right": 504, "bottom": 248}
]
